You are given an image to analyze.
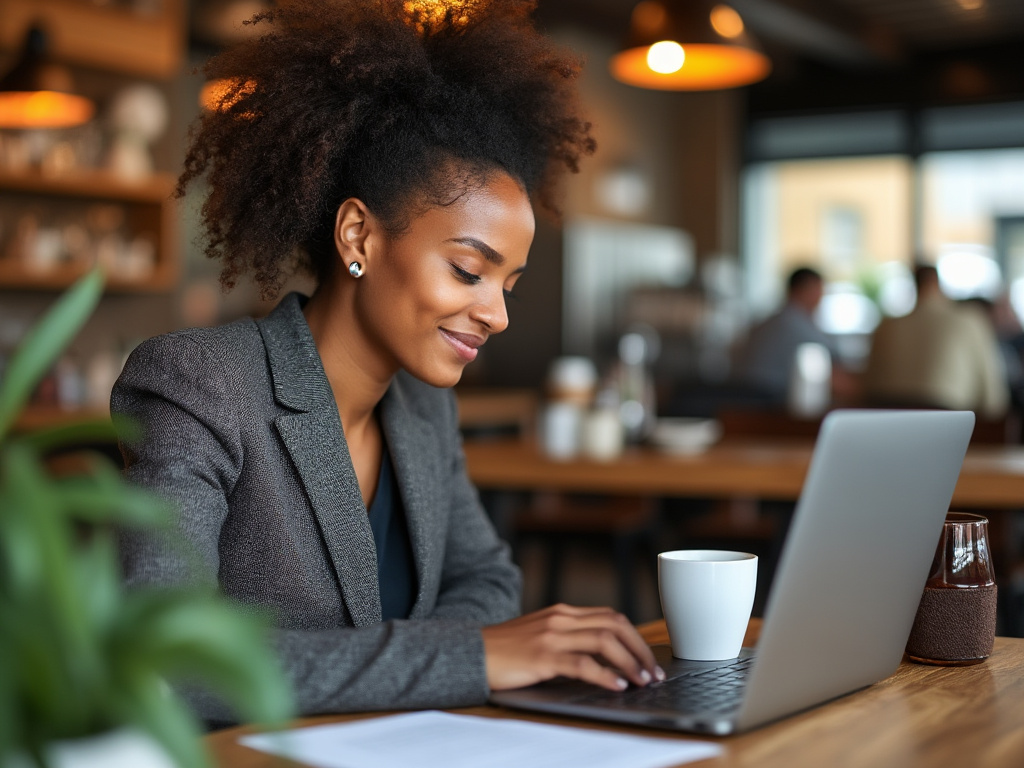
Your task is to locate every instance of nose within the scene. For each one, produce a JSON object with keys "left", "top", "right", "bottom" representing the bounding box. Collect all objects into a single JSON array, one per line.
[{"left": 470, "top": 285, "right": 509, "bottom": 334}]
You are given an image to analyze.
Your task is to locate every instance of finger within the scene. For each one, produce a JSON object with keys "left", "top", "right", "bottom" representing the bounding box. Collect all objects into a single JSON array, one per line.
[
  {"left": 557, "top": 652, "right": 629, "bottom": 692},
  {"left": 545, "top": 611, "right": 661, "bottom": 680},
  {"left": 557, "top": 627, "right": 653, "bottom": 686},
  {"left": 539, "top": 603, "right": 622, "bottom": 620}
]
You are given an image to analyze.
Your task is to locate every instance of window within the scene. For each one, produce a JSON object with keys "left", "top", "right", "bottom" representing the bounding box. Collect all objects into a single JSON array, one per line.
[
  {"left": 920, "top": 149, "right": 1024, "bottom": 316},
  {"left": 741, "top": 103, "right": 1024, "bottom": 355},
  {"left": 741, "top": 155, "right": 912, "bottom": 329}
]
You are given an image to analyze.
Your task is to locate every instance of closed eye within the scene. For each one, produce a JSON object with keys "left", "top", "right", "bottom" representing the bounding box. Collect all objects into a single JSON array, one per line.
[{"left": 450, "top": 264, "right": 481, "bottom": 285}]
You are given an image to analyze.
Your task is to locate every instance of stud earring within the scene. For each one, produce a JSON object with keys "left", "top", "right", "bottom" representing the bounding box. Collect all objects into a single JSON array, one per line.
[{"left": 348, "top": 262, "right": 364, "bottom": 278}]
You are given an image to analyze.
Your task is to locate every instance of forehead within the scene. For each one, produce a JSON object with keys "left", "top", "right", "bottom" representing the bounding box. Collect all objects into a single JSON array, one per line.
[{"left": 401, "top": 171, "right": 535, "bottom": 257}]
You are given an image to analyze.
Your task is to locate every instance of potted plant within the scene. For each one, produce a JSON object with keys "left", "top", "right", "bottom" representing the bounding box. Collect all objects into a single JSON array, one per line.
[{"left": 0, "top": 270, "right": 294, "bottom": 768}]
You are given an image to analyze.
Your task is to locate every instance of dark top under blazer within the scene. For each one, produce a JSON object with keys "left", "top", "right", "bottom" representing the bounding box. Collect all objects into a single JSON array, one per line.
[{"left": 112, "top": 293, "right": 522, "bottom": 721}]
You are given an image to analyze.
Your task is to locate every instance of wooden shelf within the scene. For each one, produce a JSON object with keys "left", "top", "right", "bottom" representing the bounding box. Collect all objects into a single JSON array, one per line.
[
  {"left": 0, "top": 169, "right": 176, "bottom": 204},
  {"left": 0, "top": 260, "right": 177, "bottom": 292},
  {"left": 0, "top": 0, "right": 186, "bottom": 80},
  {"left": 0, "top": 169, "right": 179, "bottom": 293}
]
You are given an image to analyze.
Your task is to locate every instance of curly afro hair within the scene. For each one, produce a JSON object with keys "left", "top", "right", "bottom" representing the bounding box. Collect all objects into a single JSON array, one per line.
[{"left": 179, "top": 0, "right": 596, "bottom": 298}]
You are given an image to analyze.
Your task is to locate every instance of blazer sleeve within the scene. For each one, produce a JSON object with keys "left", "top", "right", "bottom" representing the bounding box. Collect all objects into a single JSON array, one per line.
[
  {"left": 112, "top": 335, "right": 503, "bottom": 722},
  {"left": 426, "top": 391, "right": 522, "bottom": 623}
]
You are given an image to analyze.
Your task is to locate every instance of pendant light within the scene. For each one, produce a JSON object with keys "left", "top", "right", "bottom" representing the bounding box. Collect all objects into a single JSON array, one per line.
[
  {"left": 0, "top": 26, "right": 95, "bottom": 130},
  {"left": 610, "top": 1, "right": 771, "bottom": 91}
]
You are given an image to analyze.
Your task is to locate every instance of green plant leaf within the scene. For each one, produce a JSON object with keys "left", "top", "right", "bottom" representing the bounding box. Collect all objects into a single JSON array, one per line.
[
  {"left": 0, "top": 615, "right": 20, "bottom": 762},
  {"left": 0, "top": 269, "right": 297, "bottom": 764},
  {"left": 51, "top": 471, "right": 172, "bottom": 529},
  {"left": 0, "top": 447, "right": 55, "bottom": 599},
  {"left": 18, "top": 417, "right": 131, "bottom": 456},
  {"left": 73, "top": 532, "right": 122, "bottom": 645},
  {"left": 113, "top": 592, "right": 294, "bottom": 727},
  {"left": 111, "top": 669, "right": 211, "bottom": 768},
  {"left": 0, "top": 268, "right": 103, "bottom": 440}
]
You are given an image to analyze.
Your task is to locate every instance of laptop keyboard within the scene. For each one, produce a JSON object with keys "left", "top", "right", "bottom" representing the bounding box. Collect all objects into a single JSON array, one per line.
[{"left": 572, "top": 656, "right": 755, "bottom": 716}]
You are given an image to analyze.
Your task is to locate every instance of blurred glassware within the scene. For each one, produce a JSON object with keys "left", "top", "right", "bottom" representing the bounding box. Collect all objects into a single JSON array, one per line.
[
  {"left": 546, "top": 356, "right": 598, "bottom": 406},
  {"left": 541, "top": 356, "right": 599, "bottom": 460},
  {"left": 617, "top": 327, "right": 659, "bottom": 442},
  {"left": 581, "top": 401, "right": 625, "bottom": 461},
  {"left": 787, "top": 342, "right": 831, "bottom": 417},
  {"left": 25, "top": 224, "right": 63, "bottom": 274},
  {"left": 540, "top": 401, "right": 584, "bottom": 461}
]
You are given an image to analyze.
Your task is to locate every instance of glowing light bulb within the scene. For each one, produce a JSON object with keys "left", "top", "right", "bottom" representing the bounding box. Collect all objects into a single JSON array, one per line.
[{"left": 647, "top": 41, "right": 685, "bottom": 74}]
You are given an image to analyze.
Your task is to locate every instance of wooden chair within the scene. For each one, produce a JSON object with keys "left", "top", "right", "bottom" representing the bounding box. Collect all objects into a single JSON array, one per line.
[
  {"left": 510, "top": 492, "right": 661, "bottom": 623},
  {"left": 454, "top": 387, "right": 539, "bottom": 441}
]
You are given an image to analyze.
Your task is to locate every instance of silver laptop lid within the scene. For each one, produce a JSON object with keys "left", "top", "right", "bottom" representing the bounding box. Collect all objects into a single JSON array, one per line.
[{"left": 736, "top": 409, "right": 975, "bottom": 731}]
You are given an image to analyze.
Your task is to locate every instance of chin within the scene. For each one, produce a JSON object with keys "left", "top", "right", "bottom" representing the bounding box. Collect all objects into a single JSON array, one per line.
[{"left": 408, "top": 363, "right": 465, "bottom": 389}]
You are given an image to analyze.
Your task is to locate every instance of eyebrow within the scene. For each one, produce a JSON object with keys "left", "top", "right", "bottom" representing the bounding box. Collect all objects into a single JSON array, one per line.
[{"left": 449, "top": 237, "right": 527, "bottom": 273}]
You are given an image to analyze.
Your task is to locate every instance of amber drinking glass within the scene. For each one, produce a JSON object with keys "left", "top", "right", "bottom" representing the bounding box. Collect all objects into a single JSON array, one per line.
[{"left": 905, "top": 512, "right": 998, "bottom": 666}]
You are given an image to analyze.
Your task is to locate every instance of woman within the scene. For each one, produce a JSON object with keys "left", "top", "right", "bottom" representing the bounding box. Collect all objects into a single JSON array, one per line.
[{"left": 114, "top": 0, "right": 662, "bottom": 723}]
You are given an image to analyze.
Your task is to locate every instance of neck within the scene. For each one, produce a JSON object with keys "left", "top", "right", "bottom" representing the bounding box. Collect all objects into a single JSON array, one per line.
[{"left": 302, "top": 277, "right": 395, "bottom": 435}]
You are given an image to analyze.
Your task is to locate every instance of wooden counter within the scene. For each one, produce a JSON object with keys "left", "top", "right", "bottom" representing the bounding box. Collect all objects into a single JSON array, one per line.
[
  {"left": 207, "top": 618, "right": 1024, "bottom": 768},
  {"left": 463, "top": 437, "right": 1024, "bottom": 509}
]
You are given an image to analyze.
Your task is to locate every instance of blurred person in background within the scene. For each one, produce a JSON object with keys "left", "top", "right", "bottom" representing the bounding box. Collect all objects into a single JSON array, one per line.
[
  {"left": 733, "top": 266, "right": 855, "bottom": 407},
  {"left": 862, "top": 264, "right": 1008, "bottom": 417},
  {"left": 960, "top": 294, "right": 1024, "bottom": 411}
]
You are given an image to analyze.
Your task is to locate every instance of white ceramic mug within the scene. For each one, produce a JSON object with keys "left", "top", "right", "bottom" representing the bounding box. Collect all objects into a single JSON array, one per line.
[{"left": 658, "top": 550, "right": 758, "bottom": 660}]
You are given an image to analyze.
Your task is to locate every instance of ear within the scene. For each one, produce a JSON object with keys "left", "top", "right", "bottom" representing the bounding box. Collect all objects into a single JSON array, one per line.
[{"left": 333, "top": 198, "right": 379, "bottom": 275}]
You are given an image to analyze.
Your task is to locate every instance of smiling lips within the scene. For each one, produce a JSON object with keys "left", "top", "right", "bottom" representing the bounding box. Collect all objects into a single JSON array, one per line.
[{"left": 440, "top": 328, "right": 485, "bottom": 362}]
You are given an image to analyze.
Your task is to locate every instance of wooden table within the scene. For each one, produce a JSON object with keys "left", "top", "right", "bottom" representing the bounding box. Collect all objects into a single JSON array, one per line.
[
  {"left": 462, "top": 437, "right": 1024, "bottom": 509},
  {"left": 207, "top": 619, "right": 1024, "bottom": 768}
]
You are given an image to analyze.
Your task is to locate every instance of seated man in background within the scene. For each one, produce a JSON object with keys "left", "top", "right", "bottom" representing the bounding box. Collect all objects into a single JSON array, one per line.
[
  {"left": 734, "top": 267, "right": 851, "bottom": 406},
  {"left": 862, "top": 264, "right": 1009, "bottom": 417}
]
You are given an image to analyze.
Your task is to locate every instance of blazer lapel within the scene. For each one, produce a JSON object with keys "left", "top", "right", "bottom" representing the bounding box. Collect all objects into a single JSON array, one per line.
[
  {"left": 380, "top": 375, "right": 444, "bottom": 619},
  {"left": 257, "top": 294, "right": 382, "bottom": 627}
]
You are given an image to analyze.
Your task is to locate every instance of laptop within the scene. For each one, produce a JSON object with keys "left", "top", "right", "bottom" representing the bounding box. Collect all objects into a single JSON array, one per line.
[{"left": 491, "top": 409, "right": 975, "bottom": 735}]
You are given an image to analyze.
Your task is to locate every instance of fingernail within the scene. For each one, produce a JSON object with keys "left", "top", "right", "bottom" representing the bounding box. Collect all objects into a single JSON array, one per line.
[
  {"left": 655, "top": 666, "right": 666, "bottom": 682},
  {"left": 640, "top": 669, "right": 652, "bottom": 685},
  {"left": 616, "top": 677, "right": 628, "bottom": 690}
]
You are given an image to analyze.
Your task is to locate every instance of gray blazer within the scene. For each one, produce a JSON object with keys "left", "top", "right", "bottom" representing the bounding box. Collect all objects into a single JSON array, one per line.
[{"left": 112, "top": 293, "right": 522, "bottom": 721}]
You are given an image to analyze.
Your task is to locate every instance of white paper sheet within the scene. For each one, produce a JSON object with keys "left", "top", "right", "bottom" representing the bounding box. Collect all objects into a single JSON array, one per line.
[{"left": 240, "top": 710, "right": 722, "bottom": 768}]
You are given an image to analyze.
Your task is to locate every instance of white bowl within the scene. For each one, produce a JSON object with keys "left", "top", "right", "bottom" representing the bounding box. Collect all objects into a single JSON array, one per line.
[{"left": 649, "top": 418, "right": 722, "bottom": 455}]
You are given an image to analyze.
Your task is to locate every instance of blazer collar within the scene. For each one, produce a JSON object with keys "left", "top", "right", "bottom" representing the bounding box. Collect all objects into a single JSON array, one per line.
[
  {"left": 257, "top": 294, "right": 437, "bottom": 624},
  {"left": 259, "top": 293, "right": 381, "bottom": 625},
  {"left": 256, "top": 292, "right": 335, "bottom": 413}
]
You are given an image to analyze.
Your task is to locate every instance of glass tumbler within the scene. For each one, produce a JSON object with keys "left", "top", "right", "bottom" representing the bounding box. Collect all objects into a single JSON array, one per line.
[{"left": 905, "top": 512, "right": 998, "bottom": 666}]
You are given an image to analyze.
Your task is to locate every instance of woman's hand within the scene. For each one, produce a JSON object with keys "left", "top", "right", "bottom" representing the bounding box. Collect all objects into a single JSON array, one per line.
[{"left": 481, "top": 604, "right": 665, "bottom": 692}]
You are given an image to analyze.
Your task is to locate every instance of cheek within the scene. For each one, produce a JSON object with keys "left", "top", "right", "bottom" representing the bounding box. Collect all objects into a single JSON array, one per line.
[
  {"left": 369, "top": 258, "right": 460, "bottom": 334},
  {"left": 400, "top": 264, "right": 466, "bottom": 320}
]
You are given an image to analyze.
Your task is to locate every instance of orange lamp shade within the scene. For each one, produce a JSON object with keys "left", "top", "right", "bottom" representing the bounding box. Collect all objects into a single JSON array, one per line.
[
  {"left": 610, "top": 1, "right": 771, "bottom": 91},
  {"left": 0, "top": 27, "right": 96, "bottom": 129},
  {"left": 0, "top": 89, "right": 94, "bottom": 129},
  {"left": 610, "top": 43, "right": 771, "bottom": 90}
]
